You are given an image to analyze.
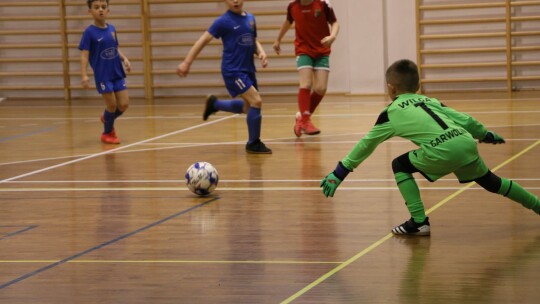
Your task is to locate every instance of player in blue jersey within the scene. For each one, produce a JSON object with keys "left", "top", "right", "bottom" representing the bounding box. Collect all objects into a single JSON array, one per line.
[
  {"left": 79, "top": 0, "right": 131, "bottom": 144},
  {"left": 321, "top": 59, "right": 540, "bottom": 236},
  {"left": 176, "top": 0, "right": 272, "bottom": 154}
]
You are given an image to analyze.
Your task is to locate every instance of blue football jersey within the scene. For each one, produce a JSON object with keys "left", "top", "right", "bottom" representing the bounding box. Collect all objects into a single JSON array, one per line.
[
  {"left": 78, "top": 24, "right": 126, "bottom": 83},
  {"left": 208, "top": 10, "right": 257, "bottom": 75}
]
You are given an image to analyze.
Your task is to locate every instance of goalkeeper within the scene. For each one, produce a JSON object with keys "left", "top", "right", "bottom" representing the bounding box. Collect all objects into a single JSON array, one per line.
[{"left": 321, "top": 59, "right": 540, "bottom": 236}]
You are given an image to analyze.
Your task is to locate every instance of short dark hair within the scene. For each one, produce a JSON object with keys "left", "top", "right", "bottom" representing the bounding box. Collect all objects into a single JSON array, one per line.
[
  {"left": 87, "top": 0, "right": 109, "bottom": 8},
  {"left": 385, "top": 59, "right": 420, "bottom": 93}
]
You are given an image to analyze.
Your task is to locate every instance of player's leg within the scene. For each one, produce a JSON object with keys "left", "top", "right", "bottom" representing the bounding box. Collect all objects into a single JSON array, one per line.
[
  {"left": 113, "top": 79, "right": 129, "bottom": 118},
  {"left": 310, "top": 69, "right": 328, "bottom": 114},
  {"left": 295, "top": 55, "right": 314, "bottom": 137},
  {"left": 225, "top": 73, "right": 271, "bottom": 154},
  {"left": 203, "top": 74, "right": 248, "bottom": 121},
  {"left": 106, "top": 81, "right": 129, "bottom": 140},
  {"left": 474, "top": 170, "right": 540, "bottom": 215},
  {"left": 403, "top": 139, "right": 479, "bottom": 233},
  {"left": 310, "top": 56, "right": 330, "bottom": 114},
  {"left": 391, "top": 152, "right": 431, "bottom": 236},
  {"left": 302, "top": 66, "right": 330, "bottom": 135},
  {"left": 239, "top": 86, "right": 271, "bottom": 154},
  {"left": 453, "top": 154, "right": 540, "bottom": 215},
  {"left": 101, "top": 91, "right": 120, "bottom": 144},
  {"left": 95, "top": 80, "right": 120, "bottom": 144},
  {"left": 202, "top": 95, "right": 245, "bottom": 121}
]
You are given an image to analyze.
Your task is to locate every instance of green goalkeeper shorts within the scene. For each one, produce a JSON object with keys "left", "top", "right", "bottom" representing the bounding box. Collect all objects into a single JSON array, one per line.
[{"left": 409, "top": 143, "right": 489, "bottom": 183}]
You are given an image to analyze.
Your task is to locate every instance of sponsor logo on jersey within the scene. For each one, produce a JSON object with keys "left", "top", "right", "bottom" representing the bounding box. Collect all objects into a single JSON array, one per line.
[
  {"left": 100, "top": 47, "right": 119, "bottom": 60},
  {"left": 398, "top": 97, "right": 432, "bottom": 109},
  {"left": 314, "top": 9, "right": 321, "bottom": 18},
  {"left": 430, "top": 128, "right": 465, "bottom": 147},
  {"left": 237, "top": 33, "right": 254, "bottom": 46}
]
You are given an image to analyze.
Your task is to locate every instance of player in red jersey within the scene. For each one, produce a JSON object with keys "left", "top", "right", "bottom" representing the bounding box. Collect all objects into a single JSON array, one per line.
[{"left": 273, "top": 0, "right": 339, "bottom": 137}]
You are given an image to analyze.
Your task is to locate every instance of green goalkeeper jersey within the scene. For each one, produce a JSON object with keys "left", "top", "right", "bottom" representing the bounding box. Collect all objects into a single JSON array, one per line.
[{"left": 342, "top": 93, "right": 489, "bottom": 171}]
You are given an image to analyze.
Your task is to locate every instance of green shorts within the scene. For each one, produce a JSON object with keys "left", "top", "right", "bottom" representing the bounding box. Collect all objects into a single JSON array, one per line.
[
  {"left": 409, "top": 143, "right": 489, "bottom": 183},
  {"left": 296, "top": 54, "right": 330, "bottom": 71}
]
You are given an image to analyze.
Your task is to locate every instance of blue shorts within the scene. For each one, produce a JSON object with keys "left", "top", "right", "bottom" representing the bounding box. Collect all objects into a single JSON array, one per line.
[
  {"left": 222, "top": 72, "right": 258, "bottom": 97},
  {"left": 96, "top": 78, "right": 127, "bottom": 94}
]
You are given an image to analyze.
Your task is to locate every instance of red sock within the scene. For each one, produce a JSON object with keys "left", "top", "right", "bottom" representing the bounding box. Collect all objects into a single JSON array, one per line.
[
  {"left": 298, "top": 88, "right": 311, "bottom": 121},
  {"left": 310, "top": 92, "right": 324, "bottom": 114}
]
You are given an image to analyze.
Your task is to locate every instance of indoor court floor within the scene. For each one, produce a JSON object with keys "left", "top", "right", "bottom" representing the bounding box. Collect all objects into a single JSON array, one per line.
[{"left": 0, "top": 93, "right": 539, "bottom": 303}]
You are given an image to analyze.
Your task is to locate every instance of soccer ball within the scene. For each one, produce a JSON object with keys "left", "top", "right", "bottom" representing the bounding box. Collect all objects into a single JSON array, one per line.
[{"left": 185, "top": 161, "right": 219, "bottom": 196}]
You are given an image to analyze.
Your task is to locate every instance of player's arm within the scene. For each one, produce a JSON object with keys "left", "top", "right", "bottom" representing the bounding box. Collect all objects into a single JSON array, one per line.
[
  {"left": 176, "top": 31, "right": 214, "bottom": 77},
  {"left": 321, "top": 112, "right": 395, "bottom": 197},
  {"left": 273, "top": 19, "right": 292, "bottom": 55},
  {"left": 118, "top": 48, "right": 131, "bottom": 72},
  {"left": 80, "top": 50, "right": 90, "bottom": 89},
  {"left": 114, "top": 30, "right": 131, "bottom": 73},
  {"left": 341, "top": 120, "right": 394, "bottom": 170},
  {"left": 439, "top": 103, "right": 504, "bottom": 143},
  {"left": 321, "top": 21, "right": 339, "bottom": 48},
  {"left": 255, "top": 39, "right": 268, "bottom": 68}
]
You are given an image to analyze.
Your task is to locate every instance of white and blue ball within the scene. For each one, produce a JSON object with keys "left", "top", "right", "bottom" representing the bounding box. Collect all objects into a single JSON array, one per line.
[{"left": 185, "top": 161, "right": 219, "bottom": 196}]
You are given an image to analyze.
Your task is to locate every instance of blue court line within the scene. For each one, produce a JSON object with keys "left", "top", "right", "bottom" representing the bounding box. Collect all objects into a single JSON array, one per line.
[
  {"left": 0, "top": 197, "right": 219, "bottom": 290},
  {"left": 0, "top": 225, "right": 38, "bottom": 241},
  {"left": 0, "top": 126, "right": 56, "bottom": 143}
]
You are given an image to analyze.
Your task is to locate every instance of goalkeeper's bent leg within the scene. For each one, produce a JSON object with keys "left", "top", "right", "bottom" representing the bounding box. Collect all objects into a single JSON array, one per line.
[
  {"left": 475, "top": 171, "right": 540, "bottom": 215},
  {"left": 392, "top": 153, "right": 426, "bottom": 223},
  {"left": 499, "top": 178, "right": 540, "bottom": 214},
  {"left": 395, "top": 172, "right": 427, "bottom": 223}
]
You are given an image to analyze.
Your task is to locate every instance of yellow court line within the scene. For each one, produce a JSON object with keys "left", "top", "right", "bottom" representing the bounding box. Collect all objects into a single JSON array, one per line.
[{"left": 281, "top": 140, "right": 540, "bottom": 304}]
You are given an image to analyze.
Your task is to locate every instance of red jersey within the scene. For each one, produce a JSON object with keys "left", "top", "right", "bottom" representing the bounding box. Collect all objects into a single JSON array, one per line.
[{"left": 286, "top": 0, "right": 337, "bottom": 58}]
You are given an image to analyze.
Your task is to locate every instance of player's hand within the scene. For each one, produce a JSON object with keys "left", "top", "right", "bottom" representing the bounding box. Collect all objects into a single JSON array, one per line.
[
  {"left": 480, "top": 131, "right": 505, "bottom": 144},
  {"left": 321, "top": 161, "right": 352, "bottom": 197},
  {"left": 272, "top": 41, "right": 281, "bottom": 55},
  {"left": 123, "top": 58, "right": 131, "bottom": 72},
  {"left": 320, "top": 172, "right": 342, "bottom": 197},
  {"left": 321, "top": 35, "right": 336, "bottom": 48},
  {"left": 258, "top": 52, "right": 268, "bottom": 68},
  {"left": 176, "top": 61, "right": 190, "bottom": 77},
  {"left": 81, "top": 76, "right": 90, "bottom": 89}
]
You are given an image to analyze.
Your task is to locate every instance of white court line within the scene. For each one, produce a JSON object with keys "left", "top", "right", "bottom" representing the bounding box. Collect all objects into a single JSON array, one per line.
[
  {"left": 0, "top": 115, "right": 238, "bottom": 184},
  {"left": 0, "top": 96, "right": 539, "bottom": 110},
  {"left": 143, "top": 138, "right": 540, "bottom": 145},
  {"left": 1, "top": 136, "right": 539, "bottom": 167},
  {"left": 1, "top": 112, "right": 539, "bottom": 121},
  {"left": 3, "top": 178, "right": 540, "bottom": 184},
  {"left": 0, "top": 115, "right": 204, "bottom": 121},
  {"left": 0, "top": 187, "right": 539, "bottom": 192}
]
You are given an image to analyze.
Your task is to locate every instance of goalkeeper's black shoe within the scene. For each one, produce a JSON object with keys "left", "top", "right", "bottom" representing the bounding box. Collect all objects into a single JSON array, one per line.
[
  {"left": 392, "top": 217, "right": 430, "bottom": 236},
  {"left": 203, "top": 95, "right": 218, "bottom": 121},
  {"left": 246, "top": 139, "right": 272, "bottom": 154}
]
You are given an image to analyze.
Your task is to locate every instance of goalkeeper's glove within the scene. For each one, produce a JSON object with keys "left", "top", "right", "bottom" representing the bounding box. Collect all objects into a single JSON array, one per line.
[
  {"left": 320, "top": 161, "right": 351, "bottom": 197},
  {"left": 480, "top": 131, "right": 505, "bottom": 144}
]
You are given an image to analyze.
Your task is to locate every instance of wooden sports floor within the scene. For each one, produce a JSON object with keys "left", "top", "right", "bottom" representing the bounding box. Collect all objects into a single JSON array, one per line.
[{"left": 0, "top": 93, "right": 539, "bottom": 303}]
